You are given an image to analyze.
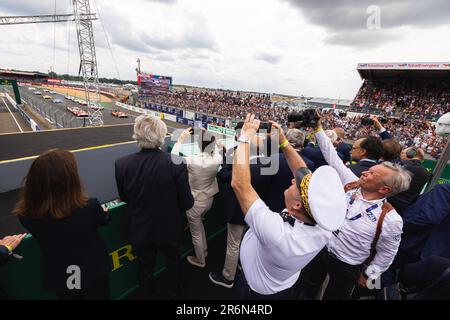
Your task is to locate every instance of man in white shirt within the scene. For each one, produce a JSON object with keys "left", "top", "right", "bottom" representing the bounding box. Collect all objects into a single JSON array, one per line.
[
  {"left": 297, "top": 113, "right": 412, "bottom": 300},
  {"left": 231, "top": 114, "right": 347, "bottom": 299}
]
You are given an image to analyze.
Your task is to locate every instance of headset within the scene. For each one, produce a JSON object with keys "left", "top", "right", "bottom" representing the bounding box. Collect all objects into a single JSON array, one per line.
[{"left": 406, "top": 147, "right": 418, "bottom": 159}]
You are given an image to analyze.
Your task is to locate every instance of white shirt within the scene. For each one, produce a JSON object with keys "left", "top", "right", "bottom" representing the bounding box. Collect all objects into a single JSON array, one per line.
[
  {"left": 171, "top": 143, "right": 222, "bottom": 201},
  {"left": 240, "top": 199, "right": 331, "bottom": 295},
  {"left": 315, "top": 129, "right": 403, "bottom": 279}
]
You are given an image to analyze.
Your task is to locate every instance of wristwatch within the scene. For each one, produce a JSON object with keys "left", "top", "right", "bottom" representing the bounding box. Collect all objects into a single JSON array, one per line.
[{"left": 237, "top": 134, "right": 251, "bottom": 144}]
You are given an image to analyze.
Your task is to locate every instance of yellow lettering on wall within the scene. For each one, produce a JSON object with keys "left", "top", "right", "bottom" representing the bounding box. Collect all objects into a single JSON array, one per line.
[{"left": 109, "top": 245, "right": 137, "bottom": 271}]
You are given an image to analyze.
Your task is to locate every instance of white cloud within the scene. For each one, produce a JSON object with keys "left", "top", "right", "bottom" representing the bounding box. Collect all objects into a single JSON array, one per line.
[{"left": 0, "top": 0, "right": 448, "bottom": 99}]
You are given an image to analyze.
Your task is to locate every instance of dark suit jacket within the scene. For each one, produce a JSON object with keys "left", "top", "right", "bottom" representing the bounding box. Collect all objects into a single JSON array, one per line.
[
  {"left": 379, "top": 129, "right": 392, "bottom": 140},
  {"left": 19, "top": 198, "right": 110, "bottom": 292},
  {"left": 302, "top": 146, "right": 344, "bottom": 169},
  {"left": 400, "top": 184, "right": 450, "bottom": 261},
  {"left": 336, "top": 141, "right": 352, "bottom": 164},
  {"left": 349, "top": 159, "right": 378, "bottom": 177},
  {"left": 388, "top": 160, "right": 432, "bottom": 215},
  {"left": 218, "top": 153, "right": 273, "bottom": 225},
  {"left": 115, "top": 148, "right": 194, "bottom": 246}
]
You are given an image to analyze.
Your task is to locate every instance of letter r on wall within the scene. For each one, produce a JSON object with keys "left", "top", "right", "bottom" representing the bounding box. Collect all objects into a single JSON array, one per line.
[{"left": 109, "top": 245, "right": 138, "bottom": 271}]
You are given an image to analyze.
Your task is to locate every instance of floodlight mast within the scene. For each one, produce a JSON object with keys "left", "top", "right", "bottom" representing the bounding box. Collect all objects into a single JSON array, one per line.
[{"left": 0, "top": 0, "right": 103, "bottom": 126}]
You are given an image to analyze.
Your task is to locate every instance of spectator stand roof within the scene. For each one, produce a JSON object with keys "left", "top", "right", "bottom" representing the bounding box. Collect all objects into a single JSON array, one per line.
[
  {"left": 357, "top": 62, "right": 450, "bottom": 80},
  {"left": 0, "top": 69, "right": 49, "bottom": 81}
]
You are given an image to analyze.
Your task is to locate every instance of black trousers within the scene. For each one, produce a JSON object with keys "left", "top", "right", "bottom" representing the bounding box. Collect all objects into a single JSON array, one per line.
[
  {"left": 234, "top": 271, "right": 294, "bottom": 300},
  {"left": 296, "top": 248, "right": 361, "bottom": 300},
  {"left": 56, "top": 275, "right": 110, "bottom": 300},
  {"left": 136, "top": 243, "right": 181, "bottom": 299}
]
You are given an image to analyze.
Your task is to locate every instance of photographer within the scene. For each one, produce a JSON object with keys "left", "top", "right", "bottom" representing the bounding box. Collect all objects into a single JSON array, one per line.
[
  {"left": 210, "top": 123, "right": 273, "bottom": 288},
  {"left": 296, "top": 111, "right": 411, "bottom": 300},
  {"left": 171, "top": 127, "right": 224, "bottom": 268},
  {"left": 231, "top": 114, "right": 347, "bottom": 299}
]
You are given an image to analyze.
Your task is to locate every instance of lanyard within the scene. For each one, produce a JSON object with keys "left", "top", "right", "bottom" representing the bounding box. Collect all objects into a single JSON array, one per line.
[{"left": 347, "top": 203, "right": 379, "bottom": 221}]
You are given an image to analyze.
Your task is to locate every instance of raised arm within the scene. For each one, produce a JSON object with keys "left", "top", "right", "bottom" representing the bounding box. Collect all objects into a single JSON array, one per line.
[
  {"left": 270, "top": 121, "right": 307, "bottom": 177},
  {"left": 314, "top": 114, "right": 357, "bottom": 186},
  {"left": 231, "top": 114, "right": 261, "bottom": 215}
]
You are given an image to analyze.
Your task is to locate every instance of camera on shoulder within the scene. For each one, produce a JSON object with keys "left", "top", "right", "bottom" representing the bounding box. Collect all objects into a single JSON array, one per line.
[
  {"left": 361, "top": 117, "right": 374, "bottom": 126},
  {"left": 287, "top": 109, "right": 320, "bottom": 129}
]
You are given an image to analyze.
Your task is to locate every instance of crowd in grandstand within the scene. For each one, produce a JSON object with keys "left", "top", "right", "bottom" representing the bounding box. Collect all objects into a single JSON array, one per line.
[
  {"left": 352, "top": 80, "right": 449, "bottom": 119},
  {"left": 146, "top": 89, "right": 288, "bottom": 123},
  {"left": 320, "top": 110, "right": 447, "bottom": 159},
  {"left": 144, "top": 86, "right": 447, "bottom": 159}
]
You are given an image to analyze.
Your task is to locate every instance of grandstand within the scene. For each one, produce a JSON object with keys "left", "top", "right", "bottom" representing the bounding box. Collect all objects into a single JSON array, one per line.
[{"left": 351, "top": 62, "right": 450, "bottom": 120}]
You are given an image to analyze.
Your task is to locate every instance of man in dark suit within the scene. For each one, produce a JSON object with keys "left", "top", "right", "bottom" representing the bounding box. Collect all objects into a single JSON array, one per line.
[
  {"left": 389, "top": 147, "right": 432, "bottom": 215},
  {"left": 348, "top": 135, "right": 384, "bottom": 177},
  {"left": 382, "top": 183, "right": 450, "bottom": 288},
  {"left": 333, "top": 127, "right": 352, "bottom": 165},
  {"left": 302, "top": 130, "right": 344, "bottom": 169},
  {"left": 115, "top": 115, "right": 194, "bottom": 299},
  {"left": 209, "top": 133, "right": 273, "bottom": 288},
  {"left": 265, "top": 129, "right": 314, "bottom": 212}
]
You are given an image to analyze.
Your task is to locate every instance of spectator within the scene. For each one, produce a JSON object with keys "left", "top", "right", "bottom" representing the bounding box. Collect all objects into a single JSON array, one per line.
[
  {"left": 15, "top": 149, "right": 110, "bottom": 300},
  {"left": 333, "top": 127, "right": 352, "bottom": 165},
  {"left": 115, "top": 115, "right": 194, "bottom": 299},
  {"left": 349, "top": 135, "right": 384, "bottom": 177},
  {"left": 382, "top": 184, "right": 450, "bottom": 291},
  {"left": 231, "top": 115, "right": 347, "bottom": 299},
  {"left": 302, "top": 130, "right": 345, "bottom": 169},
  {"left": 388, "top": 147, "right": 432, "bottom": 215},
  {"left": 286, "top": 129, "right": 315, "bottom": 172},
  {"left": 171, "top": 128, "right": 223, "bottom": 268},
  {"left": 382, "top": 139, "right": 402, "bottom": 162},
  {"left": 296, "top": 115, "right": 411, "bottom": 300},
  {"left": 209, "top": 126, "right": 273, "bottom": 289}
]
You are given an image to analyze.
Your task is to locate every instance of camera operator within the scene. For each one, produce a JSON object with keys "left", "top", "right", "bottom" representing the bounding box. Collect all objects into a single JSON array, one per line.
[
  {"left": 388, "top": 147, "right": 432, "bottom": 216},
  {"left": 231, "top": 114, "right": 347, "bottom": 299},
  {"left": 296, "top": 111, "right": 412, "bottom": 300},
  {"left": 288, "top": 110, "right": 345, "bottom": 169}
]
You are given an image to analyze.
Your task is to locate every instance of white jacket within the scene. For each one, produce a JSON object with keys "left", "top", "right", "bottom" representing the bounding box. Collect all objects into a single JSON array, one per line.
[{"left": 171, "top": 143, "right": 222, "bottom": 202}]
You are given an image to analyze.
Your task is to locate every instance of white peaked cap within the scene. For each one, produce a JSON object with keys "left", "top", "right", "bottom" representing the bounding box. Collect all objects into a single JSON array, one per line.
[{"left": 307, "top": 165, "right": 347, "bottom": 231}]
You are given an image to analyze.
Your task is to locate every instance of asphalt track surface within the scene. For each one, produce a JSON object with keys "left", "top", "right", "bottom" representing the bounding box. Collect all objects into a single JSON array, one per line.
[
  {"left": 19, "top": 87, "right": 135, "bottom": 128},
  {"left": 0, "top": 94, "right": 32, "bottom": 134}
]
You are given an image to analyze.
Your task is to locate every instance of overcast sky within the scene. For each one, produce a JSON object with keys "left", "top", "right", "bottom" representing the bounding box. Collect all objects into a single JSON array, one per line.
[{"left": 0, "top": 0, "right": 449, "bottom": 99}]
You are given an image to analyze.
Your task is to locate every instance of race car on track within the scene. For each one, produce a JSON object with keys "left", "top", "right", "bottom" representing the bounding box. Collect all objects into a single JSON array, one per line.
[
  {"left": 111, "top": 110, "right": 128, "bottom": 118},
  {"left": 90, "top": 104, "right": 104, "bottom": 111},
  {"left": 42, "top": 95, "right": 52, "bottom": 99},
  {"left": 67, "top": 106, "right": 88, "bottom": 117}
]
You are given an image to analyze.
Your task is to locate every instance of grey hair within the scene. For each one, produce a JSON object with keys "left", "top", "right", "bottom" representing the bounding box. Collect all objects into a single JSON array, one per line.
[
  {"left": 325, "top": 130, "right": 338, "bottom": 144},
  {"left": 380, "top": 162, "right": 412, "bottom": 196},
  {"left": 133, "top": 115, "right": 167, "bottom": 149},
  {"left": 286, "top": 129, "right": 305, "bottom": 149}
]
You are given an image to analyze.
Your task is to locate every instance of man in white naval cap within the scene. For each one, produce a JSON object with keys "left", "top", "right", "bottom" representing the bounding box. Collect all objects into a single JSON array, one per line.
[
  {"left": 231, "top": 114, "right": 347, "bottom": 299},
  {"left": 297, "top": 112, "right": 411, "bottom": 300}
]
